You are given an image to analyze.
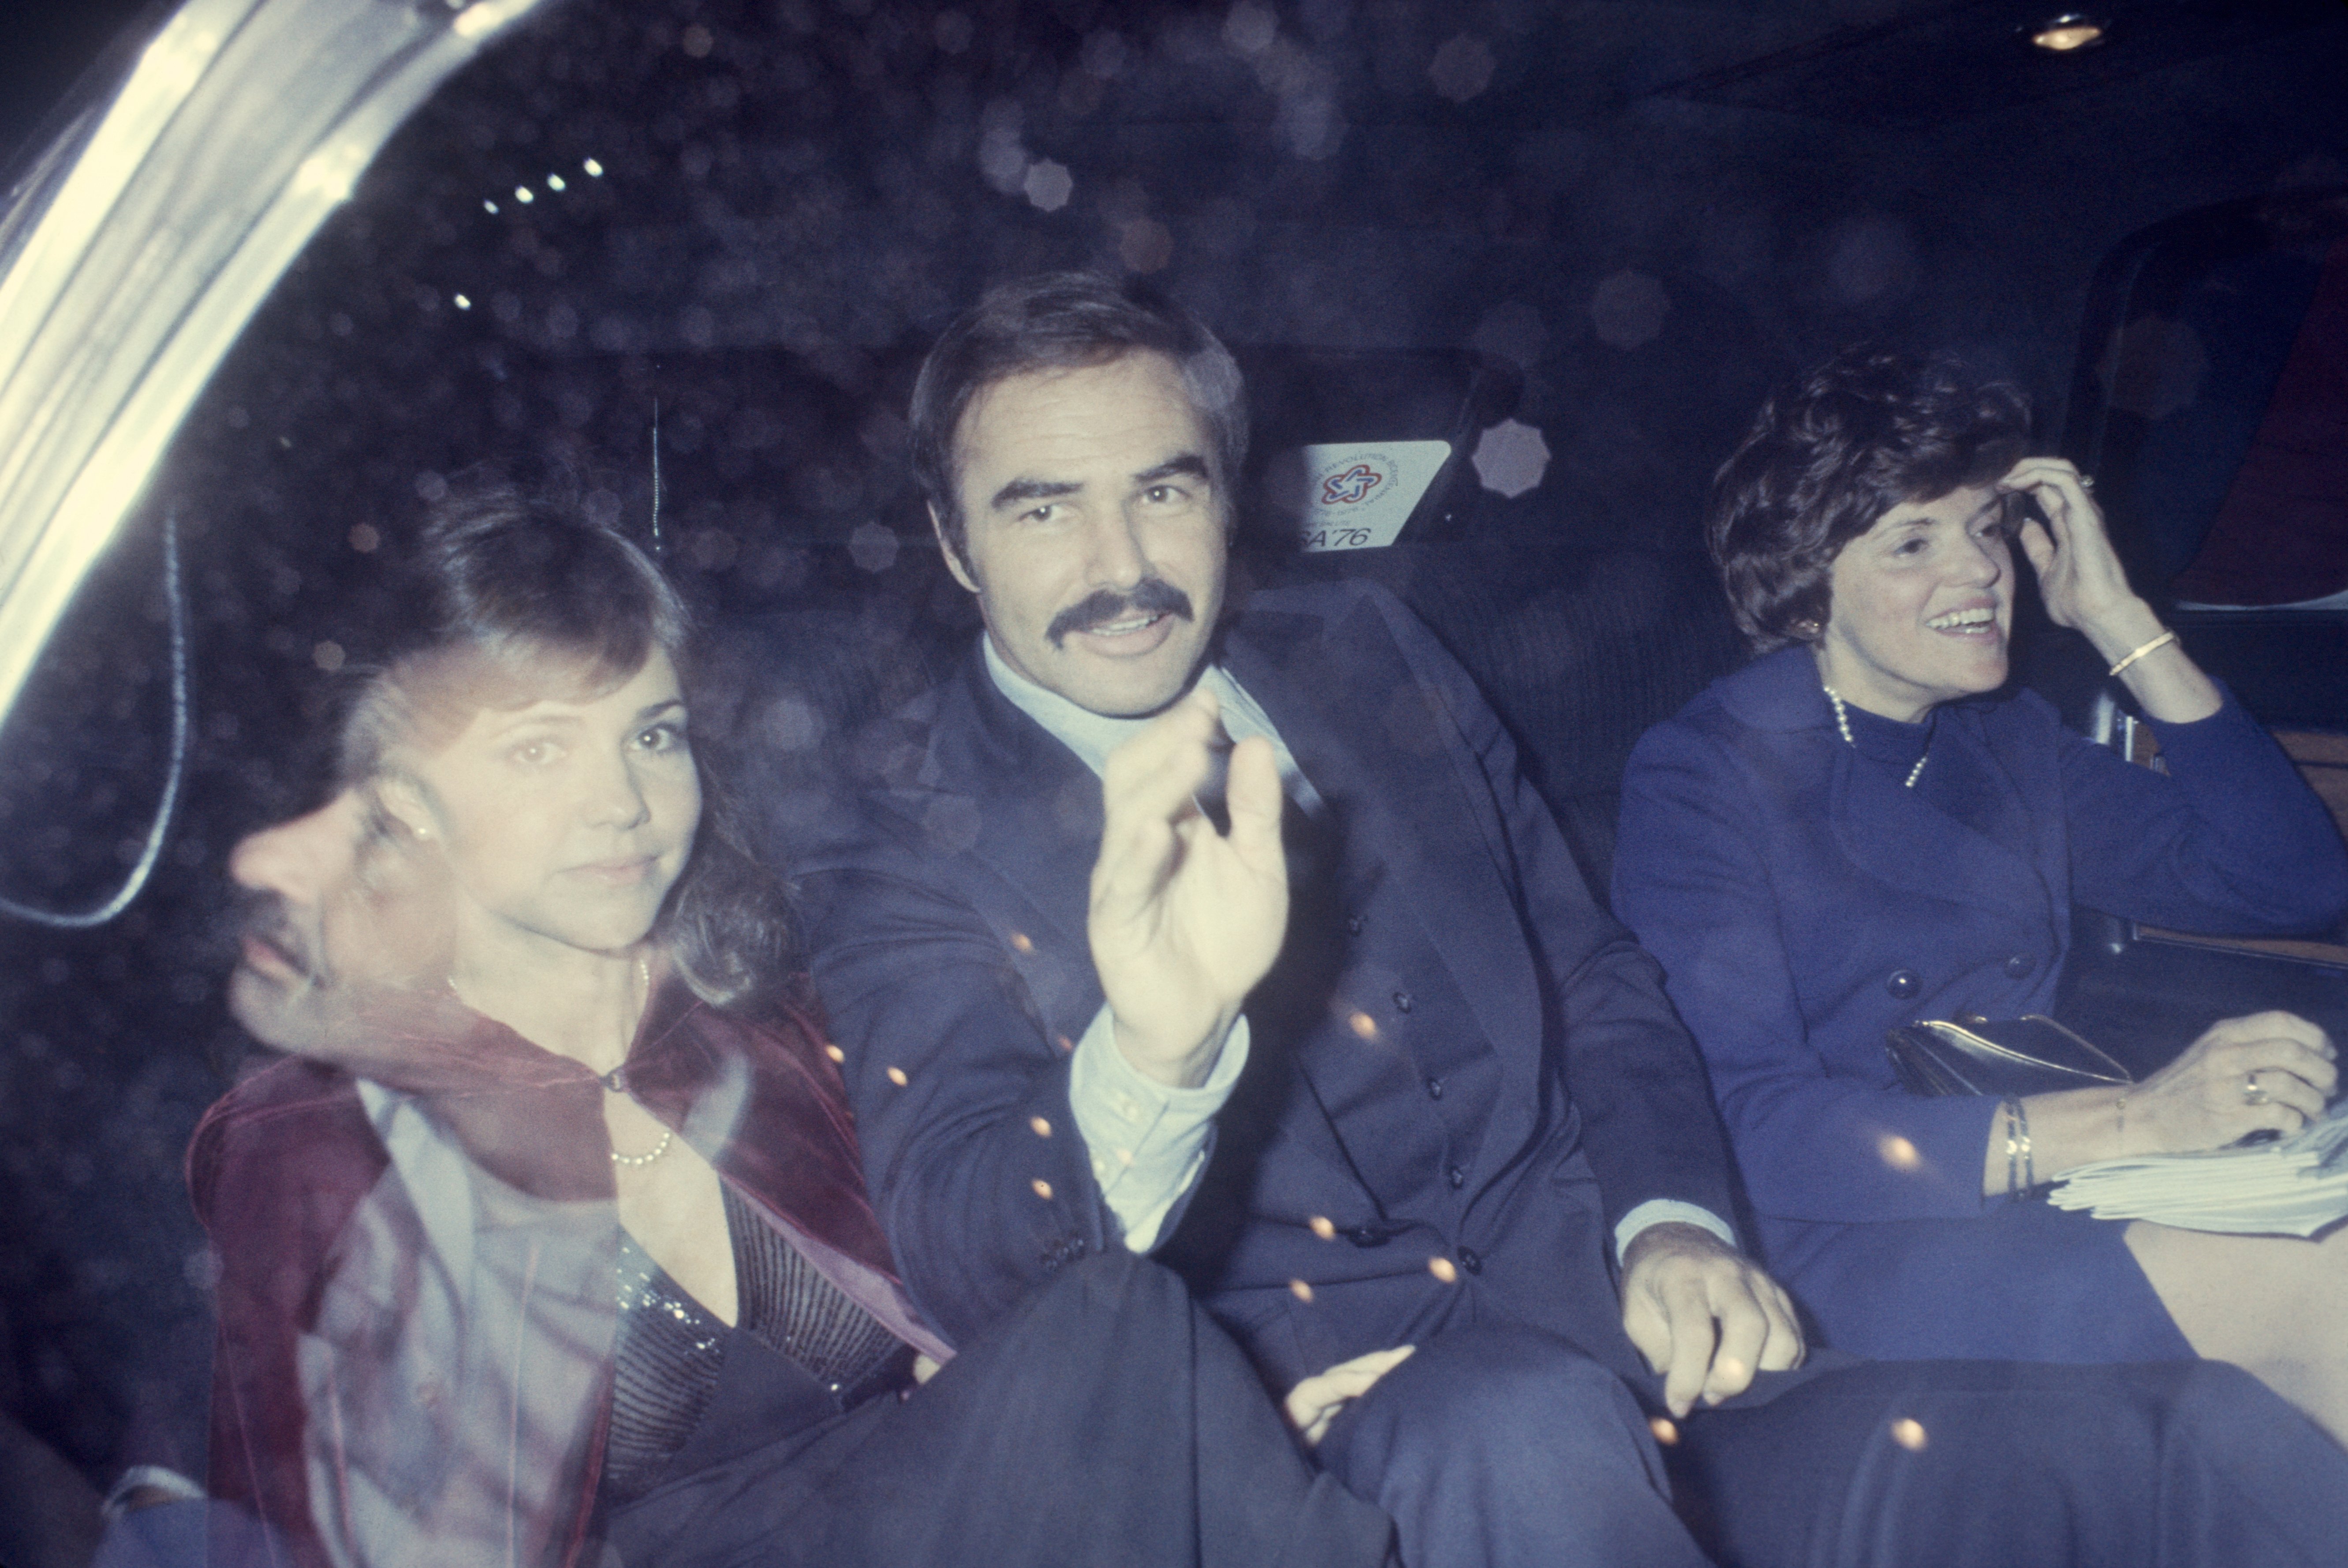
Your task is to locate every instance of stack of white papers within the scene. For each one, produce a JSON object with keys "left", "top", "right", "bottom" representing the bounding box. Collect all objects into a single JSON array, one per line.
[{"left": 2047, "top": 1104, "right": 2348, "bottom": 1237}]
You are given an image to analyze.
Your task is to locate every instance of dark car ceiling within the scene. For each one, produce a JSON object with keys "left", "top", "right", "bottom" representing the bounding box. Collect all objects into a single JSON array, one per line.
[
  {"left": 1657, "top": 0, "right": 2340, "bottom": 131},
  {"left": 0, "top": 0, "right": 2343, "bottom": 1500}
]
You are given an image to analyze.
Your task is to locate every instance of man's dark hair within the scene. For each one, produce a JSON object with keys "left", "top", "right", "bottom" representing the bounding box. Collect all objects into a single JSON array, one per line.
[
  {"left": 1708, "top": 347, "right": 2032, "bottom": 651},
  {"left": 908, "top": 272, "right": 1247, "bottom": 568}
]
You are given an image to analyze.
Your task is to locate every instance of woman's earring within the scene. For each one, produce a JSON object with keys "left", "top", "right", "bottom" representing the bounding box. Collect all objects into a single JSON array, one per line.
[{"left": 1791, "top": 618, "right": 1823, "bottom": 640}]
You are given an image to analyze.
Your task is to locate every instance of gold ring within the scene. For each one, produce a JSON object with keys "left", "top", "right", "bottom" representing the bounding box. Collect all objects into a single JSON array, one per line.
[{"left": 2242, "top": 1072, "right": 2270, "bottom": 1106}]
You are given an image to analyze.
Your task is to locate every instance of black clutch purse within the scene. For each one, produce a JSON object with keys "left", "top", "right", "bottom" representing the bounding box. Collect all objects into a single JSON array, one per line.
[{"left": 1884, "top": 1015, "right": 2134, "bottom": 1099}]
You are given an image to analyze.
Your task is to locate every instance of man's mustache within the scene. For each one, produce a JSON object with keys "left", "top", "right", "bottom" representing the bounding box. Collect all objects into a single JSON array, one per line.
[
  {"left": 1045, "top": 578, "right": 1194, "bottom": 649},
  {"left": 230, "top": 886, "right": 313, "bottom": 982}
]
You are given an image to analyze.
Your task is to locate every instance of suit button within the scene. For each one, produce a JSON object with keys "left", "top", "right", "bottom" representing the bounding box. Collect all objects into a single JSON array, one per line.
[
  {"left": 1393, "top": 991, "right": 1413, "bottom": 1013},
  {"left": 1346, "top": 1226, "right": 1393, "bottom": 1248},
  {"left": 1457, "top": 1247, "right": 1482, "bottom": 1275},
  {"left": 1447, "top": 1164, "right": 1466, "bottom": 1189},
  {"left": 2003, "top": 953, "right": 2035, "bottom": 979},
  {"left": 1885, "top": 969, "right": 1921, "bottom": 1000},
  {"left": 1347, "top": 915, "right": 1364, "bottom": 935},
  {"left": 1425, "top": 1077, "right": 1444, "bottom": 1100}
]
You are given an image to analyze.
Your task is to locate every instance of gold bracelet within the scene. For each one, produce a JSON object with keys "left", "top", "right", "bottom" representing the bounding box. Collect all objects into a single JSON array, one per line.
[{"left": 2107, "top": 629, "right": 2177, "bottom": 679}]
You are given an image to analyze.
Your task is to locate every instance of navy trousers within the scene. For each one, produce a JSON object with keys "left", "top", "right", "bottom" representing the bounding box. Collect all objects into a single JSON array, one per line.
[{"left": 1316, "top": 1325, "right": 2348, "bottom": 1568}]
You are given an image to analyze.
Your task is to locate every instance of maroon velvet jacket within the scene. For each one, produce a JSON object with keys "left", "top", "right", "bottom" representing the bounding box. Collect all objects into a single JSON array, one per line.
[{"left": 189, "top": 978, "right": 947, "bottom": 1568}]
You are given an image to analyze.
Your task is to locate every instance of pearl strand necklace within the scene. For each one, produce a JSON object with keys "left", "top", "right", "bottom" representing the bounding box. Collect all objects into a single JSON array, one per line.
[
  {"left": 1822, "top": 685, "right": 1929, "bottom": 788},
  {"left": 605, "top": 955, "right": 673, "bottom": 1167}
]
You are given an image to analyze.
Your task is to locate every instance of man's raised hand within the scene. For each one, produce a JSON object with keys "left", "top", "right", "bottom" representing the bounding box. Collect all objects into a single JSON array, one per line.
[{"left": 1088, "top": 687, "right": 1289, "bottom": 1087}]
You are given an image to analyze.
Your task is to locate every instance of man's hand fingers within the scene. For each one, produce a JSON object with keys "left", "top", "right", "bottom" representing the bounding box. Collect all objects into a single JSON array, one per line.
[
  {"left": 1659, "top": 1273, "right": 1717, "bottom": 1418},
  {"left": 1283, "top": 1345, "right": 1415, "bottom": 1446},
  {"left": 1756, "top": 1279, "right": 1806, "bottom": 1371},
  {"left": 1224, "top": 736, "right": 1288, "bottom": 881},
  {"left": 1704, "top": 1285, "right": 1769, "bottom": 1405},
  {"left": 1100, "top": 688, "right": 1222, "bottom": 833}
]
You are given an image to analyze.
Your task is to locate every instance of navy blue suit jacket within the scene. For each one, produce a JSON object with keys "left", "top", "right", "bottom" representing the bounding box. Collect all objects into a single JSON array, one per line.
[
  {"left": 1612, "top": 644, "right": 2348, "bottom": 1360},
  {"left": 795, "top": 580, "right": 1737, "bottom": 1392}
]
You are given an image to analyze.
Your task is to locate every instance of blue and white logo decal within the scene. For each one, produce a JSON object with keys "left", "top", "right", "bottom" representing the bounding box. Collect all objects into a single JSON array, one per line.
[{"left": 1291, "top": 440, "right": 1452, "bottom": 553}]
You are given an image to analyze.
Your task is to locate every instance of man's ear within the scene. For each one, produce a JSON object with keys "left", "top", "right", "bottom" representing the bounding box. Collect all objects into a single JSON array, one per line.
[
  {"left": 931, "top": 502, "right": 982, "bottom": 595},
  {"left": 370, "top": 775, "right": 436, "bottom": 844}
]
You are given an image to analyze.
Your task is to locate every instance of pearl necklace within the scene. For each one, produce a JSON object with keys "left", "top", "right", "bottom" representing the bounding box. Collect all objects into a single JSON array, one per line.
[
  {"left": 605, "top": 956, "right": 673, "bottom": 1167},
  {"left": 1822, "top": 685, "right": 1929, "bottom": 788}
]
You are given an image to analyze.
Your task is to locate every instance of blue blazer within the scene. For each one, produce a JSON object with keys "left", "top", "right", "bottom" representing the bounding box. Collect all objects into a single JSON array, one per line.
[
  {"left": 795, "top": 581, "right": 1741, "bottom": 1394},
  {"left": 1612, "top": 644, "right": 2348, "bottom": 1362}
]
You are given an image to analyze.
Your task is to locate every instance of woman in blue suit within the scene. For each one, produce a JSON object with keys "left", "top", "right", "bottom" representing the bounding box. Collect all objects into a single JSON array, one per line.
[{"left": 1613, "top": 348, "right": 2348, "bottom": 1442}]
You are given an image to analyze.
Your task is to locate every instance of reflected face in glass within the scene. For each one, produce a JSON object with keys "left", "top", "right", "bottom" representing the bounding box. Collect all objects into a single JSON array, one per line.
[
  {"left": 1817, "top": 484, "right": 2014, "bottom": 721},
  {"left": 381, "top": 647, "right": 700, "bottom": 966},
  {"left": 226, "top": 789, "right": 455, "bottom": 1040},
  {"left": 940, "top": 351, "right": 1227, "bottom": 718}
]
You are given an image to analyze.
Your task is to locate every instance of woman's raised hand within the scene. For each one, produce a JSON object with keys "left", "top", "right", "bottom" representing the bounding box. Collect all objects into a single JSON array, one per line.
[
  {"left": 2001, "top": 455, "right": 2221, "bottom": 722},
  {"left": 2000, "top": 457, "right": 2159, "bottom": 650},
  {"left": 2128, "top": 1011, "right": 2337, "bottom": 1154},
  {"left": 1088, "top": 686, "right": 1290, "bottom": 1089}
]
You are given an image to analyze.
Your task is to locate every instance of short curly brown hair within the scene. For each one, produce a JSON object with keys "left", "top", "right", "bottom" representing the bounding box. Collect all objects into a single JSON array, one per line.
[{"left": 1708, "top": 347, "right": 2031, "bottom": 651}]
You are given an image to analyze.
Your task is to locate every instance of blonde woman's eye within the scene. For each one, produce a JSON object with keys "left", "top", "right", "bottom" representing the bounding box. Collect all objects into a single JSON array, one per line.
[
  {"left": 511, "top": 740, "right": 558, "bottom": 765},
  {"left": 638, "top": 723, "right": 687, "bottom": 752}
]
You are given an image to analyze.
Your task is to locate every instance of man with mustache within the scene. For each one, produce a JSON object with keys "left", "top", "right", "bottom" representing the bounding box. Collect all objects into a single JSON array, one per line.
[{"left": 794, "top": 272, "right": 2348, "bottom": 1568}]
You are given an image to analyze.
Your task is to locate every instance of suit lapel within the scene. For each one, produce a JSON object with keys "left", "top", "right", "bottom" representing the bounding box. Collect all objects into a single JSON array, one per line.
[
  {"left": 1824, "top": 715, "right": 2050, "bottom": 921},
  {"left": 1729, "top": 649, "right": 2050, "bottom": 923},
  {"left": 1224, "top": 599, "right": 1545, "bottom": 1170},
  {"left": 920, "top": 649, "right": 1111, "bottom": 1035}
]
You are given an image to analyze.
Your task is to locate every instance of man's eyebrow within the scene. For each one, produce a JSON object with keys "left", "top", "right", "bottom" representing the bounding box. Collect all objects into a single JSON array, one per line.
[
  {"left": 1136, "top": 454, "right": 1210, "bottom": 486},
  {"left": 989, "top": 477, "right": 1081, "bottom": 512}
]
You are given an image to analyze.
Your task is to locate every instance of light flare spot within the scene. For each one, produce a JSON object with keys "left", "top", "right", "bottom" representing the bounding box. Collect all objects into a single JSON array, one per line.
[
  {"left": 453, "top": 294, "right": 471, "bottom": 309},
  {"left": 1289, "top": 1279, "right": 1315, "bottom": 1303},
  {"left": 1890, "top": 1418, "right": 1928, "bottom": 1451},
  {"left": 1010, "top": 931, "right": 1034, "bottom": 953},
  {"left": 347, "top": 525, "right": 380, "bottom": 553},
  {"left": 1650, "top": 1417, "right": 1680, "bottom": 1446},
  {"left": 1309, "top": 1215, "right": 1337, "bottom": 1241},
  {"left": 582, "top": 158, "right": 604, "bottom": 177},
  {"left": 1030, "top": 1116, "right": 1053, "bottom": 1139},
  {"left": 1471, "top": 418, "right": 1551, "bottom": 499},
  {"left": 1023, "top": 160, "right": 1073, "bottom": 212},
  {"left": 1427, "top": 1256, "right": 1459, "bottom": 1284},
  {"left": 1056, "top": 1035, "right": 1076, "bottom": 1054},
  {"left": 886, "top": 1066, "right": 908, "bottom": 1086},
  {"left": 482, "top": 200, "right": 498, "bottom": 214},
  {"left": 1031, "top": 1179, "right": 1054, "bottom": 1200},
  {"left": 546, "top": 174, "right": 566, "bottom": 191},
  {"left": 1428, "top": 34, "right": 1497, "bottom": 103},
  {"left": 514, "top": 186, "right": 534, "bottom": 204},
  {"left": 1879, "top": 1134, "right": 1922, "bottom": 1171},
  {"left": 312, "top": 642, "right": 345, "bottom": 672},
  {"left": 1348, "top": 1010, "right": 1379, "bottom": 1041},
  {"left": 824, "top": 1044, "right": 845, "bottom": 1064}
]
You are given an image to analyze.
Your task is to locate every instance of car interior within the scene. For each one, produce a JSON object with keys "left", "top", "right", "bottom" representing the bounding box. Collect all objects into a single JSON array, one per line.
[{"left": 0, "top": 0, "right": 2343, "bottom": 1560}]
